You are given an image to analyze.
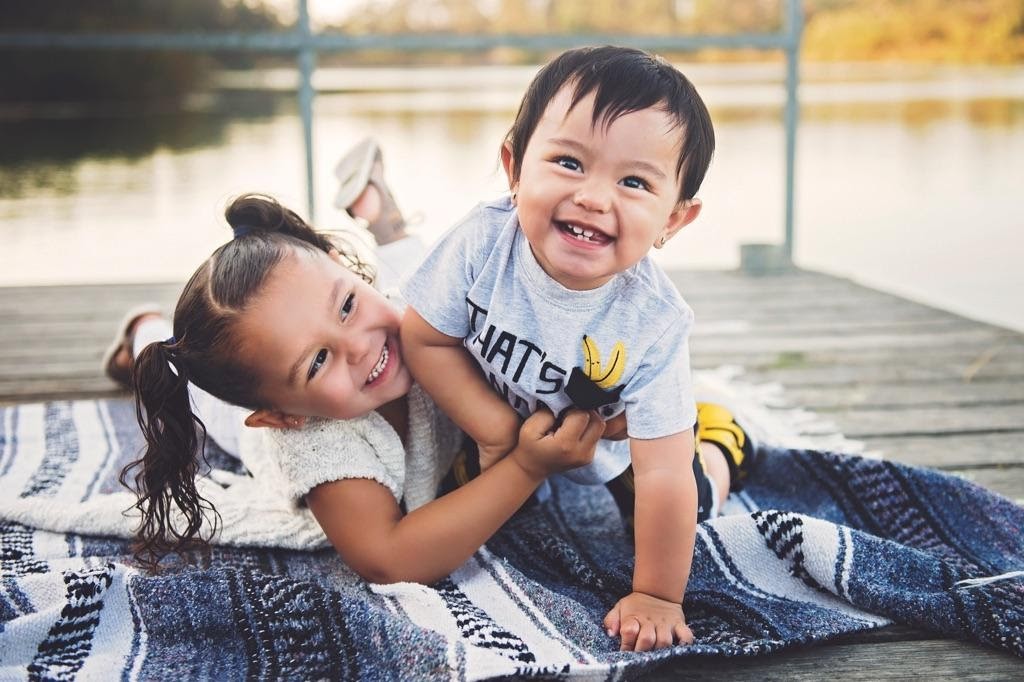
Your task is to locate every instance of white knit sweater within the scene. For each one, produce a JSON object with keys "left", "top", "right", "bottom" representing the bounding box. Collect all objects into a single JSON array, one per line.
[{"left": 239, "top": 383, "right": 462, "bottom": 514}]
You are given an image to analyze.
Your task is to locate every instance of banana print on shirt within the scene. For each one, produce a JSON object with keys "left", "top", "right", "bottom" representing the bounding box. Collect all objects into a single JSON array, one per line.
[{"left": 565, "top": 335, "right": 627, "bottom": 410}]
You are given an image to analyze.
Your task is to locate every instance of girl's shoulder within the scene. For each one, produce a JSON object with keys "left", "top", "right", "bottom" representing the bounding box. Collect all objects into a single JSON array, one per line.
[{"left": 241, "top": 411, "right": 408, "bottom": 505}]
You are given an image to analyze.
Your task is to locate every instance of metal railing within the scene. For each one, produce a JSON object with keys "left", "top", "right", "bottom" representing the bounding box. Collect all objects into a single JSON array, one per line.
[{"left": 1, "top": 0, "right": 803, "bottom": 261}]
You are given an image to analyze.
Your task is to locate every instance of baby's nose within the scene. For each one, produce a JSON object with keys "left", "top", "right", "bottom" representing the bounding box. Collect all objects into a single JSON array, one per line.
[{"left": 574, "top": 183, "right": 611, "bottom": 213}]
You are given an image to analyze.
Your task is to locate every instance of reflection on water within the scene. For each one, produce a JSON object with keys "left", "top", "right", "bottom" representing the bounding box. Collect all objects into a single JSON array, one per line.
[{"left": 0, "top": 64, "right": 1021, "bottom": 333}]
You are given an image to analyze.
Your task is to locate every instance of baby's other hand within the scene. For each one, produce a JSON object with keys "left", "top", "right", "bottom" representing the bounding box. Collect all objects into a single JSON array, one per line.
[
  {"left": 603, "top": 592, "right": 693, "bottom": 652},
  {"left": 601, "top": 411, "right": 628, "bottom": 441},
  {"left": 510, "top": 407, "right": 604, "bottom": 480}
]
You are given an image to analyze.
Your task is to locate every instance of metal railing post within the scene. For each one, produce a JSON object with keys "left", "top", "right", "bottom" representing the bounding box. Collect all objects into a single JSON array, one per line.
[
  {"left": 783, "top": 0, "right": 803, "bottom": 263},
  {"left": 297, "top": 0, "right": 316, "bottom": 220}
]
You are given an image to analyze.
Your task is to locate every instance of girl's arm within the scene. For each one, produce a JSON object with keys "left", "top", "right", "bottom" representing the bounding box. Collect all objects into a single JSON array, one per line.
[
  {"left": 306, "top": 408, "right": 604, "bottom": 584},
  {"left": 401, "top": 307, "right": 523, "bottom": 467}
]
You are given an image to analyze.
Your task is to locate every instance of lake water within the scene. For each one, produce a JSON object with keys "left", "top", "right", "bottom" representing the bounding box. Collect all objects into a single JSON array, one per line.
[{"left": 1, "top": 62, "right": 1022, "bottom": 332}]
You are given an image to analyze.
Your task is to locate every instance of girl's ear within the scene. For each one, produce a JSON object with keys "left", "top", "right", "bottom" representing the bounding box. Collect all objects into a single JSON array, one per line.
[
  {"left": 656, "top": 198, "right": 702, "bottom": 249},
  {"left": 244, "top": 410, "right": 306, "bottom": 430},
  {"left": 327, "top": 248, "right": 343, "bottom": 264},
  {"left": 500, "top": 140, "right": 517, "bottom": 193}
]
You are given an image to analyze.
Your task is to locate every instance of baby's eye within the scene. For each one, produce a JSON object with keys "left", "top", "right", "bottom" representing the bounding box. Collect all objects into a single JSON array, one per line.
[
  {"left": 339, "top": 293, "right": 355, "bottom": 321},
  {"left": 308, "top": 349, "right": 328, "bottom": 380},
  {"left": 622, "top": 176, "right": 649, "bottom": 191},
  {"left": 555, "top": 156, "right": 582, "bottom": 172}
]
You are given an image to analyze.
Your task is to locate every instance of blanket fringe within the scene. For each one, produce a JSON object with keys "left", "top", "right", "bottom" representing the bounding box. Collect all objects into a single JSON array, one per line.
[
  {"left": 694, "top": 366, "right": 871, "bottom": 457},
  {"left": 954, "top": 570, "right": 1024, "bottom": 590}
]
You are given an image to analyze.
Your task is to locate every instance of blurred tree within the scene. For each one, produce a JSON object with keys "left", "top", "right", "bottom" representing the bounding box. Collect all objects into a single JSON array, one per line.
[
  {"left": 331, "top": 0, "right": 1023, "bottom": 63},
  {"left": 0, "top": 0, "right": 282, "bottom": 103},
  {"left": 803, "top": 0, "right": 1024, "bottom": 62}
]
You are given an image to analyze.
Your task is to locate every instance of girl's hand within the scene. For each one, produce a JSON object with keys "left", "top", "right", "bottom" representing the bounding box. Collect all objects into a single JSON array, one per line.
[
  {"left": 510, "top": 407, "right": 605, "bottom": 480},
  {"left": 603, "top": 591, "right": 694, "bottom": 652}
]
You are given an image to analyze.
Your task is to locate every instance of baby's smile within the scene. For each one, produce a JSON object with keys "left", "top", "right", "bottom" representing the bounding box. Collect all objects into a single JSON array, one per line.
[{"left": 556, "top": 220, "right": 613, "bottom": 246}]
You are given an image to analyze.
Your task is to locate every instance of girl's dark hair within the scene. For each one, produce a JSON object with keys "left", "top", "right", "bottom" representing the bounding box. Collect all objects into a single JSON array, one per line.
[
  {"left": 506, "top": 45, "right": 715, "bottom": 202},
  {"left": 120, "top": 193, "right": 373, "bottom": 568}
]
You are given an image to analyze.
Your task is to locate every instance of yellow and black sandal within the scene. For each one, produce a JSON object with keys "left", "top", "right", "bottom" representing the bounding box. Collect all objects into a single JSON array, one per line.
[{"left": 695, "top": 402, "right": 757, "bottom": 491}]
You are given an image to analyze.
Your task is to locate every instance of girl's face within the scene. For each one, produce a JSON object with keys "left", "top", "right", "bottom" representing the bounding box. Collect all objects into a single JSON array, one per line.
[
  {"left": 506, "top": 85, "right": 699, "bottom": 291},
  {"left": 238, "top": 247, "right": 412, "bottom": 420}
]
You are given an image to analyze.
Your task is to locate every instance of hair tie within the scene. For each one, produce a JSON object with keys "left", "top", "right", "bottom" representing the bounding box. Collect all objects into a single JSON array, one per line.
[
  {"left": 164, "top": 336, "right": 177, "bottom": 346},
  {"left": 232, "top": 224, "right": 256, "bottom": 239}
]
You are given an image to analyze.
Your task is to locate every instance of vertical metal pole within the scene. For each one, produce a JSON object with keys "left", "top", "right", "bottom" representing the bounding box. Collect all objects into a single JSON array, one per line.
[
  {"left": 298, "top": 0, "right": 316, "bottom": 220},
  {"left": 782, "top": 0, "right": 803, "bottom": 263}
]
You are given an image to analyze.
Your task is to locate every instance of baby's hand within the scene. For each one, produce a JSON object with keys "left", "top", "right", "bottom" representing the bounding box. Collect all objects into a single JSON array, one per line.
[
  {"left": 603, "top": 592, "right": 694, "bottom": 652},
  {"left": 601, "top": 411, "right": 628, "bottom": 441},
  {"left": 510, "top": 407, "right": 604, "bottom": 480}
]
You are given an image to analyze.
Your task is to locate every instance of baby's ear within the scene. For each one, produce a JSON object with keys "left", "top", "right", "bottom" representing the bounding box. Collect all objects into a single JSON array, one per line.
[
  {"left": 244, "top": 410, "right": 306, "bottom": 430},
  {"left": 659, "top": 198, "right": 702, "bottom": 246},
  {"left": 500, "top": 140, "right": 517, "bottom": 191}
]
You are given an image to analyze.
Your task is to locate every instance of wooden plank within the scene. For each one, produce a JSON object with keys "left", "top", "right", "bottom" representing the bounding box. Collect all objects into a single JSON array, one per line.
[
  {"left": 692, "top": 328, "right": 1015, "bottom": 355},
  {"left": 692, "top": 339, "right": 1024, "bottom": 365},
  {"left": 743, "top": 363, "right": 1024, "bottom": 387},
  {"left": 773, "top": 381, "right": 1024, "bottom": 410},
  {"left": 865, "top": 433, "right": 1024, "bottom": 469},
  {"left": 824, "top": 405, "right": 1024, "bottom": 439},
  {"left": 693, "top": 317, "right": 982, "bottom": 338},
  {"left": 949, "top": 465, "right": 1024, "bottom": 503},
  {"left": 650, "top": 638, "right": 1023, "bottom": 680},
  {"left": 0, "top": 376, "right": 123, "bottom": 404}
]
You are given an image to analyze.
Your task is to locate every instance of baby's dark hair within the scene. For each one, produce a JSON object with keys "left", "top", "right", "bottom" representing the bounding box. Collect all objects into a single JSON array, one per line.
[
  {"left": 120, "top": 193, "right": 373, "bottom": 568},
  {"left": 506, "top": 45, "right": 715, "bottom": 202}
]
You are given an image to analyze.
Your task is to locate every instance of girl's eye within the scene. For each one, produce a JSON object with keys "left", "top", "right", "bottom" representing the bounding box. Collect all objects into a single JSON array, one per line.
[
  {"left": 622, "top": 176, "right": 649, "bottom": 191},
  {"left": 555, "top": 156, "right": 582, "bottom": 172},
  {"left": 308, "top": 349, "right": 328, "bottom": 381},
  {"left": 339, "top": 293, "right": 355, "bottom": 321}
]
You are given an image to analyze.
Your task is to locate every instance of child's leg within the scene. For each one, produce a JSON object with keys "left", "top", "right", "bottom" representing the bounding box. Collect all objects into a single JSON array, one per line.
[
  {"left": 605, "top": 449, "right": 718, "bottom": 533},
  {"left": 132, "top": 317, "right": 247, "bottom": 458},
  {"left": 695, "top": 402, "right": 757, "bottom": 492},
  {"left": 436, "top": 440, "right": 482, "bottom": 494},
  {"left": 698, "top": 442, "right": 731, "bottom": 508},
  {"left": 605, "top": 402, "right": 760, "bottom": 527}
]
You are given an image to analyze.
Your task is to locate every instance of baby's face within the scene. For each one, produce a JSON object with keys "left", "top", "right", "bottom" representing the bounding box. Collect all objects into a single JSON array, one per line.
[
  {"left": 237, "top": 247, "right": 411, "bottom": 420},
  {"left": 512, "top": 85, "right": 690, "bottom": 291}
]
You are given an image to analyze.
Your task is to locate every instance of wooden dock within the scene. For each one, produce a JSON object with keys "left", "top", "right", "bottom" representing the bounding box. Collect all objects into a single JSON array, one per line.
[{"left": 1, "top": 268, "right": 1021, "bottom": 678}]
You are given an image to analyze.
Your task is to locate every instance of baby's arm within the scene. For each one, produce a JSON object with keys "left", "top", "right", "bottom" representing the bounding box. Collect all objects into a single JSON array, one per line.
[
  {"left": 401, "top": 308, "right": 523, "bottom": 468},
  {"left": 307, "top": 408, "right": 604, "bottom": 583},
  {"left": 604, "top": 429, "right": 698, "bottom": 651}
]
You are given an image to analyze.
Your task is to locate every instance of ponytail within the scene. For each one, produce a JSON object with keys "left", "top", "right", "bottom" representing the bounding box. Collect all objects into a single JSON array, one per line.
[{"left": 120, "top": 339, "right": 219, "bottom": 568}]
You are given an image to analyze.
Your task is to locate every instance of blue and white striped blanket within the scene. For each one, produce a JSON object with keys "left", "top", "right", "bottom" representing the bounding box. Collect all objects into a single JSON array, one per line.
[{"left": 1, "top": 387, "right": 1022, "bottom": 679}]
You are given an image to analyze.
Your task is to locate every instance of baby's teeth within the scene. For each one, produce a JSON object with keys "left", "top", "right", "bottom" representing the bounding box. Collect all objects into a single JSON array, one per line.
[{"left": 568, "top": 224, "right": 594, "bottom": 240}]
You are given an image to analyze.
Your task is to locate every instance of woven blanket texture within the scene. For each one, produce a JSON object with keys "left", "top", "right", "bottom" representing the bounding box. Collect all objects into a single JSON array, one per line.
[{"left": 1, "top": 373, "right": 1022, "bottom": 680}]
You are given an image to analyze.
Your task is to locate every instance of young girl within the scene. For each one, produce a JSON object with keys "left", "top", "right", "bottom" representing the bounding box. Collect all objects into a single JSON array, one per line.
[{"left": 118, "top": 190, "right": 606, "bottom": 585}]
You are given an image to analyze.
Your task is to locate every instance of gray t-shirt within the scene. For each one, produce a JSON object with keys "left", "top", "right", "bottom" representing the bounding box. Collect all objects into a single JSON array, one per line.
[{"left": 402, "top": 196, "right": 697, "bottom": 484}]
